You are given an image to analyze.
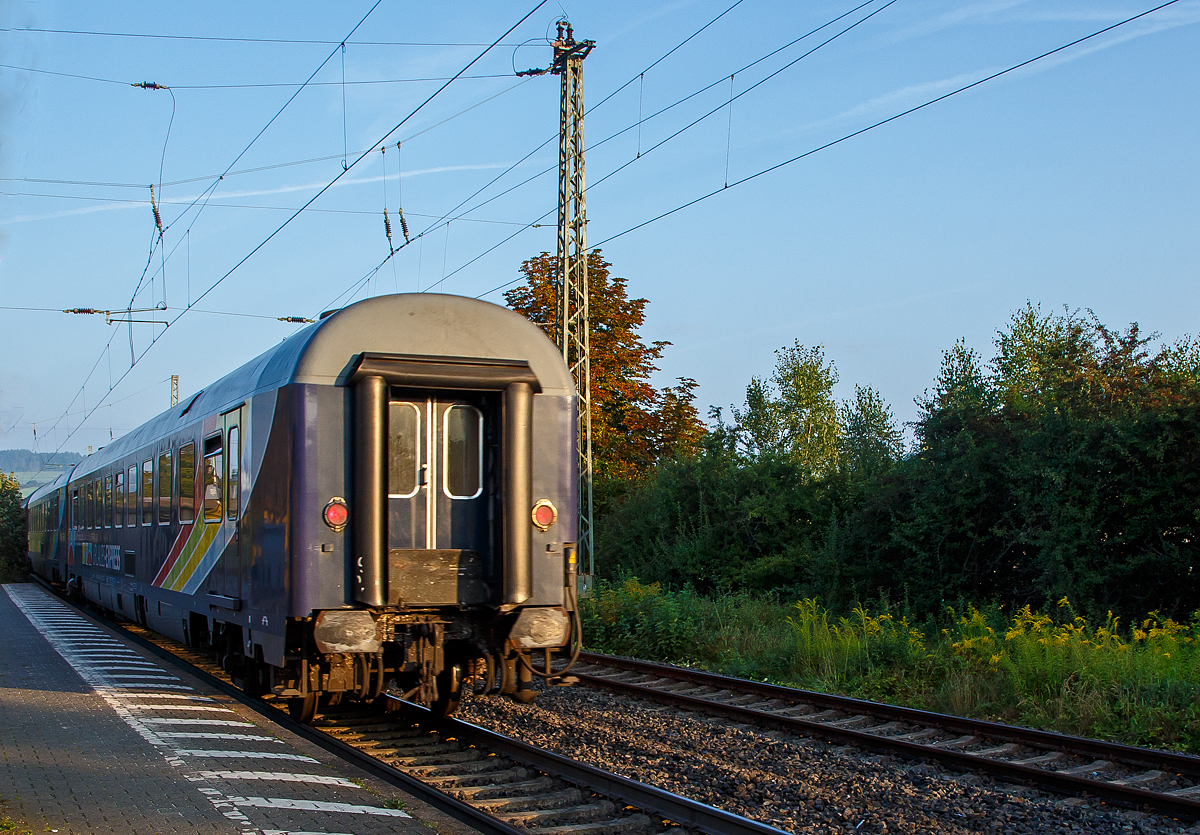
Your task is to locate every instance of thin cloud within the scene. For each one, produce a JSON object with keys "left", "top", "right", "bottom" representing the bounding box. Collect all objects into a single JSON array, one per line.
[
  {"left": 791, "top": 69, "right": 990, "bottom": 137},
  {"left": 0, "top": 162, "right": 527, "bottom": 225},
  {"left": 784, "top": 3, "right": 1200, "bottom": 140},
  {"left": 883, "top": 0, "right": 1038, "bottom": 42}
]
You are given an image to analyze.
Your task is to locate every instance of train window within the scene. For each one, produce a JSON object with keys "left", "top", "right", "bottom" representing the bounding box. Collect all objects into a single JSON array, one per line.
[
  {"left": 202, "top": 434, "right": 223, "bottom": 522},
  {"left": 142, "top": 460, "right": 154, "bottom": 525},
  {"left": 388, "top": 402, "right": 421, "bottom": 498},
  {"left": 226, "top": 427, "right": 240, "bottom": 520},
  {"left": 158, "top": 450, "right": 173, "bottom": 524},
  {"left": 443, "top": 405, "right": 483, "bottom": 500},
  {"left": 128, "top": 465, "right": 138, "bottom": 525},
  {"left": 114, "top": 472, "right": 124, "bottom": 528},
  {"left": 104, "top": 475, "right": 113, "bottom": 529},
  {"left": 87, "top": 480, "right": 95, "bottom": 529},
  {"left": 71, "top": 489, "right": 78, "bottom": 529},
  {"left": 179, "top": 442, "right": 196, "bottom": 523}
]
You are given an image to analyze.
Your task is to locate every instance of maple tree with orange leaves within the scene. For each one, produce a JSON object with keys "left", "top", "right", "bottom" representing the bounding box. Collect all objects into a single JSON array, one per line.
[{"left": 505, "top": 251, "right": 705, "bottom": 481}]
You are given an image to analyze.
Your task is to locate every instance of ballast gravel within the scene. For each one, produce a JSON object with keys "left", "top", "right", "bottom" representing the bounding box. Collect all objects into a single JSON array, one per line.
[{"left": 457, "top": 683, "right": 1200, "bottom": 835}]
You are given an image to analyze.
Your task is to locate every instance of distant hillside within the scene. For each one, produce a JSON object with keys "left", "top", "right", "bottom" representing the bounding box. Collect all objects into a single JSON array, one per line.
[{"left": 0, "top": 449, "right": 83, "bottom": 473}]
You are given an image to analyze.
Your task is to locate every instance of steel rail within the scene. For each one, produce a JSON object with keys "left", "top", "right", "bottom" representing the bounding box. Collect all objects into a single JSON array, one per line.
[
  {"left": 28, "top": 579, "right": 526, "bottom": 835},
  {"left": 574, "top": 652, "right": 1200, "bottom": 821},
  {"left": 30, "top": 580, "right": 792, "bottom": 835},
  {"left": 427, "top": 708, "right": 790, "bottom": 835}
]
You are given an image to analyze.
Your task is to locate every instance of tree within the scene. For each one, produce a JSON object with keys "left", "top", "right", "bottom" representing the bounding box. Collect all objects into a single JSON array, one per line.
[
  {"left": 731, "top": 342, "right": 845, "bottom": 479},
  {"left": 836, "top": 305, "right": 1200, "bottom": 620},
  {"left": 0, "top": 472, "right": 27, "bottom": 583},
  {"left": 839, "top": 384, "right": 904, "bottom": 480},
  {"left": 505, "top": 251, "right": 704, "bottom": 481}
]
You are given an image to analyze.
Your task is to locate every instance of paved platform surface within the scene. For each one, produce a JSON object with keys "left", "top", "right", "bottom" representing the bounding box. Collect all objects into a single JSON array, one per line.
[{"left": 0, "top": 582, "right": 475, "bottom": 835}]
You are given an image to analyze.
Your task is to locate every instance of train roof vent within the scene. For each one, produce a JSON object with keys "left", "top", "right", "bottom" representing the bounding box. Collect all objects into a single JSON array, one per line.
[
  {"left": 319, "top": 308, "right": 340, "bottom": 320},
  {"left": 180, "top": 390, "right": 204, "bottom": 416}
]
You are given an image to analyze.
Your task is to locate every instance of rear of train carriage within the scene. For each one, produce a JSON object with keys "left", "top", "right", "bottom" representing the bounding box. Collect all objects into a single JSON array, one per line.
[{"left": 25, "top": 294, "right": 581, "bottom": 717}]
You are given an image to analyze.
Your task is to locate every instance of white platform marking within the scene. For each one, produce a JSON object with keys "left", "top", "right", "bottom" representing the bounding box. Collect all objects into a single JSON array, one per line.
[
  {"left": 142, "top": 718, "right": 255, "bottom": 726},
  {"left": 177, "top": 750, "right": 319, "bottom": 762},
  {"left": 230, "top": 797, "right": 409, "bottom": 817},
  {"left": 156, "top": 733, "right": 282, "bottom": 743},
  {"left": 5, "top": 585, "right": 391, "bottom": 833},
  {"left": 126, "top": 705, "right": 236, "bottom": 713},
  {"left": 198, "top": 771, "right": 358, "bottom": 788},
  {"left": 104, "top": 692, "right": 213, "bottom": 701}
]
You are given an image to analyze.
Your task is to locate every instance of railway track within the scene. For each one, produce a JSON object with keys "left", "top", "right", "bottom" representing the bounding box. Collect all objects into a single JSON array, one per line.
[
  {"left": 39, "top": 584, "right": 789, "bottom": 835},
  {"left": 569, "top": 651, "right": 1200, "bottom": 822}
]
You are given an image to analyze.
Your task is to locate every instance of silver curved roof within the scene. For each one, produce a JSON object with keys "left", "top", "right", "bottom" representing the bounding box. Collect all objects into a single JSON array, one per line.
[
  {"left": 64, "top": 294, "right": 573, "bottom": 481},
  {"left": 24, "top": 469, "right": 73, "bottom": 507}
]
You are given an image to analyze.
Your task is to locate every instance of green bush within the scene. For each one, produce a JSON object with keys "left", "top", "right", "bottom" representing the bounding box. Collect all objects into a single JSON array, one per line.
[
  {"left": 580, "top": 584, "right": 1200, "bottom": 752},
  {"left": 0, "top": 473, "right": 27, "bottom": 583}
]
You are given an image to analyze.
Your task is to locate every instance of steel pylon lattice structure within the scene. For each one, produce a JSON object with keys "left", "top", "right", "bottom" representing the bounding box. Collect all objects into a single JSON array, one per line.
[{"left": 551, "top": 21, "right": 595, "bottom": 584}]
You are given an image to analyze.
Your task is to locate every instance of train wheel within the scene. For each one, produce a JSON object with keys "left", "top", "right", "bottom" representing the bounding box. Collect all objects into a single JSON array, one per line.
[
  {"left": 431, "top": 663, "right": 464, "bottom": 718},
  {"left": 470, "top": 655, "right": 495, "bottom": 696},
  {"left": 514, "top": 656, "right": 537, "bottom": 704},
  {"left": 288, "top": 693, "right": 318, "bottom": 723}
]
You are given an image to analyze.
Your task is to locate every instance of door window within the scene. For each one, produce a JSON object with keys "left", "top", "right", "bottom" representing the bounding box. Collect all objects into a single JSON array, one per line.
[
  {"left": 157, "top": 450, "right": 173, "bottom": 524},
  {"left": 226, "top": 427, "right": 240, "bottom": 519},
  {"left": 443, "top": 404, "right": 483, "bottom": 500},
  {"left": 114, "top": 472, "right": 124, "bottom": 528},
  {"left": 202, "top": 434, "right": 223, "bottom": 523},
  {"left": 141, "top": 460, "right": 154, "bottom": 525},
  {"left": 127, "top": 465, "right": 139, "bottom": 525},
  {"left": 388, "top": 402, "right": 421, "bottom": 498},
  {"left": 179, "top": 442, "right": 196, "bottom": 523}
]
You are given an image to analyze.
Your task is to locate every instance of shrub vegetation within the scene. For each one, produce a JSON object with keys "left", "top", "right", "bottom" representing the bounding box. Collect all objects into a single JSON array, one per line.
[
  {"left": 580, "top": 579, "right": 1200, "bottom": 752},
  {"left": 0, "top": 472, "right": 28, "bottom": 583},
  {"left": 596, "top": 304, "right": 1200, "bottom": 623}
]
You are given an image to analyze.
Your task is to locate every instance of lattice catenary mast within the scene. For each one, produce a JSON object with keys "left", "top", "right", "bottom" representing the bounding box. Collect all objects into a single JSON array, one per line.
[{"left": 551, "top": 22, "right": 595, "bottom": 588}]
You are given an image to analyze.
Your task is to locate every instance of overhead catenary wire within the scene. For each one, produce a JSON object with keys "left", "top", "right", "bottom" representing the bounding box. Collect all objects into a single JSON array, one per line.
[
  {"left": 257, "top": 0, "right": 896, "bottom": 316},
  {"left": 416, "top": 0, "right": 896, "bottom": 298},
  {"left": 590, "top": 0, "right": 1185, "bottom": 250},
  {"left": 0, "top": 304, "right": 313, "bottom": 322},
  {"left": 0, "top": 77, "right": 532, "bottom": 196},
  {"left": 2, "top": 27, "right": 524, "bottom": 47},
  {"left": 27, "top": 0, "right": 548, "bottom": 467},
  {"left": 471, "top": 0, "right": 1186, "bottom": 300},
  {"left": 390, "top": 0, "right": 889, "bottom": 272},
  {"left": 333, "top": 0, "right": 757, "bottom": 308},
  {"left": 0, "top": 191, "right": 540, "bottom": 225},
  {"left": 110, "top": 0, "right": 391, "bottom": 364},
  {"left": 0, "top": 63, "right": 515, "bottom": 89},
  {"left": 24, "top": 0, "right": 391, "bottom": 470}
]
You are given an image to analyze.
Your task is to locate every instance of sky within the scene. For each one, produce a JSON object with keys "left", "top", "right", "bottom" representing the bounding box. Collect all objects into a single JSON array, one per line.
[{"left": 1, "top": 0, "right": 1198, "bottom": 456}]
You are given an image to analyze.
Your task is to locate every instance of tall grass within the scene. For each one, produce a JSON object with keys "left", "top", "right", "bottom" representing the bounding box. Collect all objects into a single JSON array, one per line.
[{"left": 578, "top": 580, "right": 1200, "bottom": 753}]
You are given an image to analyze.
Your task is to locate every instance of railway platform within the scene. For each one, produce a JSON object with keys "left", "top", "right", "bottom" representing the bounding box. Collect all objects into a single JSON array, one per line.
[{"left": 0, "top": 582, "right": 471, "bottom": 835}]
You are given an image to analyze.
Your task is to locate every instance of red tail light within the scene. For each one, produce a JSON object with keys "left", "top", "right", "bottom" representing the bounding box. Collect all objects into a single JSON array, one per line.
[
  {"left": 323, "top": 497, "right": 348, "bottom": 531},
  {"left": 531, "top": 499, "right": 557, "bottom": 531}
]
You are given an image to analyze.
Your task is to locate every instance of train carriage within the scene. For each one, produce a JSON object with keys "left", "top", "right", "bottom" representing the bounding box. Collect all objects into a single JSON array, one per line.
[{"left": 24, "top": 293, "right": 581, "bottom": 719}]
